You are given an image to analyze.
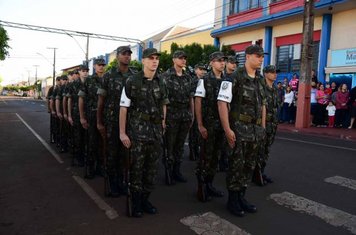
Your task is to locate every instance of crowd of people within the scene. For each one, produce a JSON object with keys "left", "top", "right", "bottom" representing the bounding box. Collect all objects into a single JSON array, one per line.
[
  {"left": 46, "top": 43, "right": 356, "bottom": 220},
  {"left": 276, "top": 73, "right": 356, "bottom": 129}
]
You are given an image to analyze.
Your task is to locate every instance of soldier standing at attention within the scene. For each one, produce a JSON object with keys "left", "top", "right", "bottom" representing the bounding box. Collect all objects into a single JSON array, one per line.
[
  {"left": 51, "top": 77, "right": 61, "bottom": 147},
  {"left": 161, "top": 50, "right": 195, "bottom": 183},
  {"left": 195, "top": 51, "right": 227, "bottom": 201},
  {"left": 47, "top": 83, "right": 55, "bottom": 143},
  {"left": 120, "top": 48, "right": 169, "bottom": 217},
  {"left": 97, "top": 46, "right": 135, "bottom": 197},
  {"left": 56, "top": 75, "right": 68, "bottom": 152},
  {"left": 68, "top": 65, "right": 89, "bottom": 168},
  {"left": 225, "top": 56, "right": 238, "bottom": 77},
  {"left": 188, "top": 63, "right": 206, "bottom": 161},
  {"left": 252, "top": 65, "right": 278, "bottom": 186},
  {"left": 79, "top": 58, "right": 106, "bottom": 179},
  {"left": 217, "top": 44, "right": 267, "bottom": 217}
]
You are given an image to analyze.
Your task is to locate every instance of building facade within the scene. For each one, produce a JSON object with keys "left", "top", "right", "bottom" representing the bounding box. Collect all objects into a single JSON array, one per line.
[{"left": 212, "top": 0, "right": 356, "bottom": 88}]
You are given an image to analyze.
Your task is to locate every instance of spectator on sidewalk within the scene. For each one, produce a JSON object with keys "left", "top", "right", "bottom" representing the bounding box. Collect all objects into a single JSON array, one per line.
[
  {"left": 348, "top": 85, "right": 356, "bottom": 129},
  {"left": 331, "top": 82, "right": 337, "bottom": 94},
  {"left": 277, "top": 81, "right": 284, "bottom": 122},
  {"left": 289, "top": 73, "right": 299, "bottom": 91},
  {"left": 324, "top": 83, "right": 332, "bottom": 101},
  {"left": 326, "top": 101, "right": 336, "bottom": 128},
  {"left": 335, "top": 84, "right": 350, "bottom": 128},
  {"left": 315, "top": 84, "right": 328, "bottom": 127},
  {"left": 282, "top": 86, "right": 295, "bottom": 124},
  {"left": 310, "top": 82, "right": 318, "bottom": 126},
  {"left": 282, "top": 77, "right": 289, "bottom": 90}
]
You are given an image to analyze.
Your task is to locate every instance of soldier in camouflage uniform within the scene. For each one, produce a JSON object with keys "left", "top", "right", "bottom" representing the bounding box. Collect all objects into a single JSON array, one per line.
[
  {"left": 217, "top": 45, "right": 267, "bottom": 217},
  {"left": 63, "top": 71, "right": 75, "bottom": 154},
  {"left": 97, "top": 46, "right": 135, "bottom": 196},
  {"left": 56, "top": 75, "right": 68, "bottom": 152},
  {"left": 188, "top": 63, "right": 206, "bottom": 161},
  {"left": 225, "top": 56, "right": 238, "bottom": 77},
  {"left": 79, "top": 58, "right": 106, "bottom": 179},
  {"left": 161, "top": 50, "right": 195, "bottom": 183},
  {"left": 51, "top": 77, "right": 61, "bottom": 147},
  {"left": 252, "top": 65, "right": 279, "bottom": 186},
  {"left": 195, "top": 52, "right": 226, "bottom": 201},
  {"left": 120, "top": 48, "right": 169, "bottom": 218},
  {"left": 47, "top": 84, "right": 55, "bottom": 143},
  {"left": 68, "top": 65, "right": 89, "bottom": 167}
]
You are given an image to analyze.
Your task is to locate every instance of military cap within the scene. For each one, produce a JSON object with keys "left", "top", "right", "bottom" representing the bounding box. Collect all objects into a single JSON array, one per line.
[
  {"left": 263, "top": 65, "right": 278, "bottom": 74},
  {"left": 94, "top": 58, "right": 106, "bottom": 65},
  {"left": 117, "top": 45, "right": 132, "bottom": 54},
  {"left": 245, "top": 44, "right": 268, "bottom": 56},
  {"left": 68, "top": 71, "right": 74, "bottom": 75},
  {"left": 79, "top": 64, "right": 89, "bottom": 71},
  {"left": 209, "top": 51, "right": 227, "bottom": 61},
  {"left": 227, "top": 56, "right": 238, "bottom": 64},
  {"left": 194, "top": 63, "right": 206, "bottom": 70},
  {"left": 61, "top": 75, "right": 68, "bottom": 80},
  {"left": 142, "top": 48, "right": 161, "bottom": 58},
  {"left": 56, "top": 76, "right": 61, "bottom": 81},
  {"left": 172, "top": 50, "right": 187, "bottom": 58},
  {"left": 73, "top": 69, "right": 79, "bottom": 75}
]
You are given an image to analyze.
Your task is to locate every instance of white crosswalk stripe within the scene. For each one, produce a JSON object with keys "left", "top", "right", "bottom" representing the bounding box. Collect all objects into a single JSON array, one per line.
[
  {"left": 270, "top": 192, "right": 356, "bottom": 234},
  {"left": 325, "top": 176, "right": 356, "bottom": 191},
  {"left": 181, "top": 211, "right": 251, "bottom": 235}
]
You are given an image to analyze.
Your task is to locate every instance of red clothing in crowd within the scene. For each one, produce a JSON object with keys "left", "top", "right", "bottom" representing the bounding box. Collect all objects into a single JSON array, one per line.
[
  {"left": 324, "top": 87, "right": 332, "bottom": 96},
  {"left": 335, "top": 91, "right": 350, "bottom": 109},
  {"left": 289, "top": 78, "right": 299, "bottom": 91}
]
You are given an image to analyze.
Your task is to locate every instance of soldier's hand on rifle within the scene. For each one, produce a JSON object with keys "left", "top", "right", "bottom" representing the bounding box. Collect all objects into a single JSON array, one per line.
[
  {"left": 68, "top": 116, "right": 74, "bottom": 126},
  {"left": 225, "top": 128, "right": 236, "bottom": 148},
  {"left": 120, "top": 133, "right": 131, "bottom": 149},
  {"left": 198, "top": 125, "right": 208, "bottom": 140},
  {"left": 97, "top": 123, "right": 106, "bottom": 137},
  {"left": 63, "top": 114, "right": 68, "bottom": 121},
  {"left": 80, "top": 118, "right": 88, "bottom": 129}
]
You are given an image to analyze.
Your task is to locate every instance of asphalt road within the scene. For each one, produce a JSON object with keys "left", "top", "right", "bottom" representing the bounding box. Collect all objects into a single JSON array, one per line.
[{"left": 1, "top": 97, "right": 355, "bottom": 235}]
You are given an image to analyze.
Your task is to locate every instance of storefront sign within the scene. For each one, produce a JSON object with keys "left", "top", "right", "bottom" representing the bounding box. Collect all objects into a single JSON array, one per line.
[{"left": 331, "top": 48, "right": 356, "bottom": 67}]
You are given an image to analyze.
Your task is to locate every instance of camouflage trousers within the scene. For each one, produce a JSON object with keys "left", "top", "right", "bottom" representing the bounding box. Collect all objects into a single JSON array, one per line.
[
  {"left": 129, "top": 140, "right": 162, "bottom": 193},
  {"left": 166, "top": 118, "right": 191, "bottom": 165},
  {"left": 72, "top": 113, "right": 85, "bottom": 157},
  {"left": 258, "top": 123, "right": 277, "bottom": 165},
  {"left": 227, "top": 140, "right": 259, "bottom": 191},
  {"left": 197, "top": 127, "right": 224, "bottom": 178},
  {"left": 105, "top": 123, "right": 125, "bottom": 176},
  {"left": 86, "top": 111, "right": 100, "bottom": 164},
  {"left": 60, "top": 119, "right": 69, "bottom": 150}
]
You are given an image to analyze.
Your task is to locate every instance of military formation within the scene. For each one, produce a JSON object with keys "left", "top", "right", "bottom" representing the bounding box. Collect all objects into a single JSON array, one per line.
[{"left": 47, "top": 44, "right": 280, "bottom": 218}]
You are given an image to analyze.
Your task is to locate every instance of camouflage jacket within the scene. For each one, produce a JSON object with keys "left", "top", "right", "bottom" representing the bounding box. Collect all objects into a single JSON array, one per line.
[
  {"left": 67, "top": 79, "right": 84, "bottom": 114},
  {"left": 123, "top": 71, "right": 169, "bottom": 142},
  {"left": 161, "top": 67, "right": 194, "bottom": 121},
  {"left": 263, "top": 80, "right": 279, "bottom": 135},
  {"left": 97, "top": 67, "right": 135, "bottom": 125},
  {"left": 46, "top": 86, "right": 54, "bottom": 100},
  {"left": 78, "top": 73, "right": 104, "bottom": 114}
]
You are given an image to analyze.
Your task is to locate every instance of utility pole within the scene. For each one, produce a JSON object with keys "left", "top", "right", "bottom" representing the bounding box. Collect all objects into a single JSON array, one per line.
[
  {"left": 47, "top": 47, "right": 57, "bottom": 87},
  {"left": 33, "top": 65, "right": 39, "bottom": 98},
  {"left": 295, "top": 0, "right": 315, "bottom": 129},
  {"left": 86, "top": 34, "right": 89, "bottom": 65}
]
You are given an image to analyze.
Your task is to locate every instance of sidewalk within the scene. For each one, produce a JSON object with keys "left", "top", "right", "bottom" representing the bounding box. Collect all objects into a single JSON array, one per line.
[{"left": 277, "top": 123, "right": 356, "bottom": 142}]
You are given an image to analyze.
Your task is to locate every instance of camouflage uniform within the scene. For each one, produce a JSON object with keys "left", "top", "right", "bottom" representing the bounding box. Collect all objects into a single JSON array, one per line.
[
  {"left": 51, "top": 84, "right": 60, "bottom": 145},
  {"left": 97, "top": 67, "right": 135, "bottom": 180},
  {"left": 56, "top": 82, "right": 67, "bottom": 151},
  {"left": 188, "top": 75, "right": 200, "bottom": 160},
  {"left": 47, "top": 86, "right": 55, "bottom": 143},
  {"left": 78, "top": 73, "right": 104, "bottom": 175},
  {"left": 195, "top": 71, "right": 226, "bottom": 180},
  {"left": 218, "top": 67, "right": 266, "bottom": 192},
  {"left": 121, "top": 71, "right": 169, "bottom": 193},
  {"left": 260, "top": 78, "right": 278, "bottom": 173},
  {"left": 161, "top": 67, "right": 194, "bottom": 181},
  {"left": 68, "top": 78, "right": 85, "bottom": 164}
]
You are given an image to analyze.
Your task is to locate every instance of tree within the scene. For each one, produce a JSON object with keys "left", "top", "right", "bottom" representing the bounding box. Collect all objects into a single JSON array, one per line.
[{"left": 0, "top": 26, "right": 10, "bottom": 61}]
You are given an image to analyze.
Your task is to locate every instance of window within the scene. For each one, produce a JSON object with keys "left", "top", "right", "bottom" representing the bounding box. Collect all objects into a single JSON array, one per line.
[
  {"left": 229, "top": 0, "right": 262, "bottom": 15},
  {"left": 271, "top": 0, "right": 283, "bottom": 3},
  {"left": 276, "top": 42, "right": 320, "bottom": 73},
  {"left": 236, "top": 52, "right": 246, "bottom": 67}
]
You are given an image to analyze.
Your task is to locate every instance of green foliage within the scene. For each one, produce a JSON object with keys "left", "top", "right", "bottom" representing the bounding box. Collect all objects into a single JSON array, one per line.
[
  {"left": 221, "top": 45, "right": 235, "bottom": 56},
  {"left": 129, "top": 60, "right": 142, "bottom": 71},
  {"left": 0, "top": 26, "right": 10, "bottom": 61},
  {"left": 105, "top": 58, "right": 118, "bottom": 72},
  {"left": 158, "top": 51, "right": 172, "bottom": 72}
]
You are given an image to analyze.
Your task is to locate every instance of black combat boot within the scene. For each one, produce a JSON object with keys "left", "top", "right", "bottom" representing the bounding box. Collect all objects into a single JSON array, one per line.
[
  {"left": 206, "top": 176, "right": 224, "bottom": 197},
  {"left": 84, "top": 161, "right": 95, "bottom": 179},
  {"left": 132, "top": 192, "right": 143, "bottom": 218},
  {"left": 141, "top": 192, "right": 158, "bottom": 214},
  {"left": 173, "top": 163, "right": 187, "bottom": 183},
  {"left": 106, "top": 175, "right": 120, "bottom": 197},
  {"left": 261, "top": 163, "right": 273, "bottom": 184},
  {"left": 227, "top": 190, "right": 245, "bottom": 217},
  {"left": 238, "top": 188, "right": 257, "bottom": 213}
]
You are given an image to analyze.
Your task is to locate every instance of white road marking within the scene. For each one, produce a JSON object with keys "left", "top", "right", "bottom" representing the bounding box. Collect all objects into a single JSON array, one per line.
[
  {"left": 72, "top": 175, "right": 118, "bottom": 220},
  {"left": 1, "top": 99, "right": 8, "bottom": 105},
  {"left": 325, "top": 176, "right": 356, "bottom": 191},
  {"left": 40, "top": 104, "right": 45, "bottom": 107},
  {"left": 15, "top": 113, "right": 64, "bottom": 164},
  {"left": 276, "top": 136, "right": 356, "bottom": 152},
  {"left": 181, "top": 211, "right": 251, "bottom": 235},
  {"left": 270, "top": 192, "right": 356, "bottom": 234}
]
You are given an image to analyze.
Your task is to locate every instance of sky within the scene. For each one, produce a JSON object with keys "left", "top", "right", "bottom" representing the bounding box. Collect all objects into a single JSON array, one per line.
[{"left": 0, "top": 0, "right": 215, "bottom": 85}]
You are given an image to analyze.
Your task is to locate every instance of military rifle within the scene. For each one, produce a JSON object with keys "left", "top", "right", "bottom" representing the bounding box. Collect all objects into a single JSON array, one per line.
[
  {"left": 197, "top": 141, "right": 208, "bottom": 202},
  {"left": 101, "top": 131, "right": 110, "bottom": 196},
  {"left": 162, "top": 133, "right": 172, "bottom": 185}
]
